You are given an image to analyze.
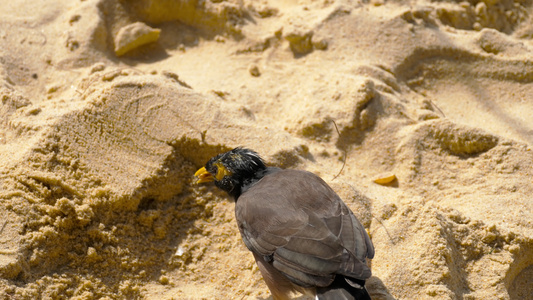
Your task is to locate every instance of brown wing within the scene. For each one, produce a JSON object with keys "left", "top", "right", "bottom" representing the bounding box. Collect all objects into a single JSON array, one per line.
[{"left": 235, "top": 169, "right": 374, "bottom": 287}]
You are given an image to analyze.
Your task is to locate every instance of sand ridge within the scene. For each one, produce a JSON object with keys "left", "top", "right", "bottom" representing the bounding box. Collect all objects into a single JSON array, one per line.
[{"left": 1, "top": 0, "right": 532, "bottom": 299}]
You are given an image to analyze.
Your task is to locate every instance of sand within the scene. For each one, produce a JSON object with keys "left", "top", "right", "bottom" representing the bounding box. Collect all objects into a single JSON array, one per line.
[{"left": 0, "top": 0, "right": 532, "bottom": 299}]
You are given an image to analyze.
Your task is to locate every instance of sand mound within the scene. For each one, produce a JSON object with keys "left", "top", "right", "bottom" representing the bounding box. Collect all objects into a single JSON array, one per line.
[{"left": 1, "top": 0, "right": 532, "bottom": 299}]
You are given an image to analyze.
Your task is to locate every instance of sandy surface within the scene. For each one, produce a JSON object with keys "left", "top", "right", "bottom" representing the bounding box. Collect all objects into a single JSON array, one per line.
[{"left": 1, "top": 0, "right": 532, "bottom": 299}]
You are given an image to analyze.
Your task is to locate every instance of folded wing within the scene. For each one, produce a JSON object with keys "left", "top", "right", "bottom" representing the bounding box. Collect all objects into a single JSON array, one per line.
[{"left": 235, "top": 169, "right": 374, "bottom": 287}]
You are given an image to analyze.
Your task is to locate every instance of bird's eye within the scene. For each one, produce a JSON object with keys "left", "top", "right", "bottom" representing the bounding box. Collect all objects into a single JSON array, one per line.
[{"left": 214, "top": 162, "right": 232, "bottom": 180}]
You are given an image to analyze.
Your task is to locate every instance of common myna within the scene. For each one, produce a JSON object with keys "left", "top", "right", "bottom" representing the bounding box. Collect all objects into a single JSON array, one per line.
[{"left": 194, "top": 148, "right": 374, "bottom": 300}]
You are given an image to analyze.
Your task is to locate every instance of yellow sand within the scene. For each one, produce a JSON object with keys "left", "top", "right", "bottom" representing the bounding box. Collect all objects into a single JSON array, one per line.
[{"left": 0, "top": 0, "right": 532, "bottom": 299}]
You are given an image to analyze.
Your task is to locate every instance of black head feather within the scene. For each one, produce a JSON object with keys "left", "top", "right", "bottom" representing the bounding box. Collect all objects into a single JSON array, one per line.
[{"left": 204, "top": 147, "right": 267, "bottom": 198}]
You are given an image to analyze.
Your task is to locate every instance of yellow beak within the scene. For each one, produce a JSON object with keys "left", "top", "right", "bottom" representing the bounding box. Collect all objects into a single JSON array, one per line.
[{"left": 194, "top": 167, "right": 214, "bottom": 184}]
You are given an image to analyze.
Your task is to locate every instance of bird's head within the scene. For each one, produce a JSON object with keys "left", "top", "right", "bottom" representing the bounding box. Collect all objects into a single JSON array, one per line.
[{"left": 194, "top": 147, "right": 266, "bottom": 198}]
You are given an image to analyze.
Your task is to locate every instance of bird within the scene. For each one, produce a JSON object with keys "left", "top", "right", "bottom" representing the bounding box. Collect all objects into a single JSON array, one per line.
[{"left": 194, "top": 147, "right": 374, "bottom": 300}]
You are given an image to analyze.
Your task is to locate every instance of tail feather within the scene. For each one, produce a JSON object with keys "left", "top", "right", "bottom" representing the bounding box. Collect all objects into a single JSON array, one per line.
[{"left": 316, "top": 275, "right": 371, "bottom": 300}]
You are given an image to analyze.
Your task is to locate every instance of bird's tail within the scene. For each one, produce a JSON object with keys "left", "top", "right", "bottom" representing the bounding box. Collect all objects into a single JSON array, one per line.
[{"left": 316, "top": 275, "right": 371, "bottom": 300}]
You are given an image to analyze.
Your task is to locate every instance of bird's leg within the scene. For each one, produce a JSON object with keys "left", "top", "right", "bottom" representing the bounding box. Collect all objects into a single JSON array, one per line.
[{"left": 252, "top": 253, "right": 293, "bottom": 300}]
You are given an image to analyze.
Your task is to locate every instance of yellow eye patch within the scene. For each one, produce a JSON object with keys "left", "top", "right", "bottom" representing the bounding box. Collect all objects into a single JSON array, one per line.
[{"left": 214, "top": 162, "right": 233, "bottom": 180}]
